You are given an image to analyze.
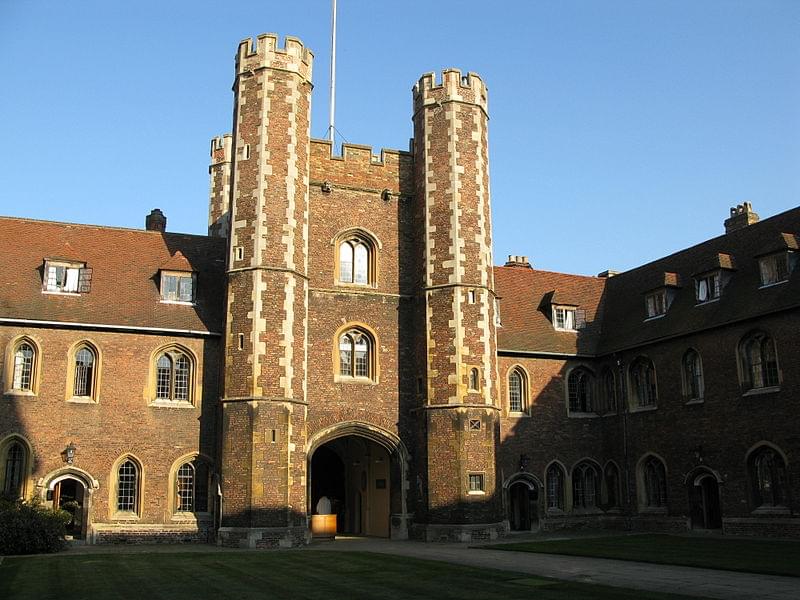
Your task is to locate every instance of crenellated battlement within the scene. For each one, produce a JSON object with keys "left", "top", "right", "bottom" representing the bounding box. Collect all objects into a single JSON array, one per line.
[
  {"left": 413, "top": 69, "right": 488, "bottom": 115},
  {"left": 310, "top": 139, "right": 414, "bottom": 195},
  {"left": 235, "top": 33, "right": 313, "bottom": 82},
  {"left": 210, "top": 133, "right": 232, "bottom": 164}
]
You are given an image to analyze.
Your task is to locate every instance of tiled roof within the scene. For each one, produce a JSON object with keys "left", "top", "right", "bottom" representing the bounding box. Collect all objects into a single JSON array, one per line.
[
  {"left": 494, "top": 206, "right": 800, "bottom": 357},
  {"left": 494, "top": 266, "right": 607, "bottom": 356},
  {"left": 0, "top": 217, "right": 226, "bottom": 334},
  {"left": 597, "top": 206, "right": 800, "bottom": 354}
]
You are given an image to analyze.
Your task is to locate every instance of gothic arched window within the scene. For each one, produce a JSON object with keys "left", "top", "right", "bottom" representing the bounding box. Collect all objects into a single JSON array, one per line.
[
  {"left": 682, "top": 349, "right": 704, "bottom": 401},
  {"left": 2, "top": 441, "right": 27, "bottom": 498},
  {"left": 546, "top": 463, "right": 565, "bottom": 511},
  {"left": 641, "top": 456, "right": 667, "bottom": 508},
  {"left": 508, "top": 367, "right": 528, "bottom": 413},
  {"left": 73, "top": 345, "right": 97, "bottom": 399},
  {"left": 154, "top": 349, "right": 192, "bottom": 402},
  {"left": 338, "top": 329, "right": 374, "bottom": 380},
  {"left": 12, "top": 341, "right": 35, "bottom": 392},
  {"left": 630, "top": 357, "right": 657, "bottom": 408},
  {"left": 567, "top": 368, "right": 595, "bottom": 414},
  {"left": 740, "top": 333, "right": 780, "bottom": 391},
  {"left": 116, "top": 459, "right": 140, "bottom": 514},
  {"left": 572, "top": 462, "right": 600, "bottom": 510},
  {"left": 748, "top": 446, "right": 788, "bottom": 509},
  {"left": 338, "top": 235, "right": 374, "bottom": 285}
]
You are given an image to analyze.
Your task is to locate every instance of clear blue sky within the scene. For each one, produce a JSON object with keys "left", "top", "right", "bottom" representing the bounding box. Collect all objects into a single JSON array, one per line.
[{"left": 1, "top": 1, "right": 798, "bottom": 274}]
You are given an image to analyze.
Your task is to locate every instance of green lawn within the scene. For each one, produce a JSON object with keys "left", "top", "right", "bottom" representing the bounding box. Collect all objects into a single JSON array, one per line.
[
  {"left": 0, "top": 549, "right": 707, "bottom": 600},
  {"left": 479, "top": 534, "right": 800, "bottom": 577}
]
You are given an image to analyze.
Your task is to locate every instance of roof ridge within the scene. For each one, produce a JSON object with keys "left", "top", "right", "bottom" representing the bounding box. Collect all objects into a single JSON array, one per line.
[{"left": 0, "top": 214, "right": 215, "bottom": 240}]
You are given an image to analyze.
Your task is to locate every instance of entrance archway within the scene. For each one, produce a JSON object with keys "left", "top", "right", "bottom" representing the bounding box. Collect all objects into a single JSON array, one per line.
[
  {"left": 505, "top": 473, "right": 541, "bottom": 532},
  {"left": 39, "top": 467, "right": 99, "bottom": 542},
  {"left": 307, "top": 422, "right": 409, "bottom": 539},
  {"left": 687, "top": 469, "right": 722, "bottom": 530}
]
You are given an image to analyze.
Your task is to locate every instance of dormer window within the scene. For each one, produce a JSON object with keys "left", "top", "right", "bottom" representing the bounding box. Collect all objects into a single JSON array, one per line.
[
  {"left": 553, "top": 306, "right": 578, "bottom": 331},
  {"left": 695, "top": 271, "right": 721, "bottom": 304},
  {"left": 759, "top": 252, "right": 793, "bottom": 287},
  {"left": 160, "top": 271, "right": 195, "bottom": 303},
  {"left": 43, "top": 260, "right": 91, "bottom": 294},
  {"left": 645, "top": 290, "right": 667, "bottom": 318}
]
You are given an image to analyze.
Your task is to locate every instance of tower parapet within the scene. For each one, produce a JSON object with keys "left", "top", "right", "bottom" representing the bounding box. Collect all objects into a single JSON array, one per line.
[
  {"left": 208, "top": 134, "right": 232, "bottom": 238},
  {"left": 236, "top": 34, "right": 313, "bottom": 82},
  {"left": 413, "top": 69, "right": 488, "bottom": 116}
]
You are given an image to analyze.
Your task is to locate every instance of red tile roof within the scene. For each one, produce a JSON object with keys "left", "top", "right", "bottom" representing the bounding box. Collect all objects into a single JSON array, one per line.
[
  {"left": 495, "top": 206, "right": 800, "bottom": 356},
  {"left": 494, "top": 266, "right": 607, "bottom": 356},
  {"left": 0, "top": 217, "right": 226, "bottom": 334}
]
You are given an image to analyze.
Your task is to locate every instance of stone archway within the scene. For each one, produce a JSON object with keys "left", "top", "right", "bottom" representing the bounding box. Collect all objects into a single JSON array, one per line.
[
  {"left": 504, "top": 473, "right": 542, "bottom": 532},
  {"left": 38, "top": 467, "right": 100, "bottom": 542},
  {"left": 307, "top": 422, "right": 410, "bottom": 540},
  {"left": 685, "top": 467, "right": 723, "bottom": 530}
]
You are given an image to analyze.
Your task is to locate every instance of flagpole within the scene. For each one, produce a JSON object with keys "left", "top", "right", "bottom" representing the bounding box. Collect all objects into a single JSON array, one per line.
[{"left": 328, "top": 0, "right": 337, "bottom": 151}]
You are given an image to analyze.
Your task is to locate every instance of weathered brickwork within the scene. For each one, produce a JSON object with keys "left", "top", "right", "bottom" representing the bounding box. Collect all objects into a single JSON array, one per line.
[{"left": 0, "top": 326, "right": 218, "bottom": 543}]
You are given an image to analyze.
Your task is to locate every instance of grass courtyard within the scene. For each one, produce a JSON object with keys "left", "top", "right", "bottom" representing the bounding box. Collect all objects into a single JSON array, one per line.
[
  {"left": 0, "top": 549, "right": 707, "bottom": 600},
  {"left": 479, "top": 534, "right": 800, "bottom": 577}
]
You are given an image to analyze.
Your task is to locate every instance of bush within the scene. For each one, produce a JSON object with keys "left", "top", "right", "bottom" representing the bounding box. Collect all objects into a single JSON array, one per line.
[{"left": 0, "top": 496, "right": 71, "bottom": 555}]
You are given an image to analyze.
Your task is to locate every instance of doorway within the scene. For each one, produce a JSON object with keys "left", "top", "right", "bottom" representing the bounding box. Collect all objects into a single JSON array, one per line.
[
  {"left": 688, "top": 474, "right": 722, "bottom": 530},
  {"left": 52, "top": 478, "right": 87, "bottom": 539},
  {"left": 508, "top": 480, "right": 539, "bottom": 531},
  {"left": 310, "top": 435, "right": 390, "bottom": 537}
]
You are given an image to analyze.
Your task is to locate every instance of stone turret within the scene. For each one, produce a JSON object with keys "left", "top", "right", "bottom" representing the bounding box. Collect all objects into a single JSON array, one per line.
[
  {"left": 218, "top": 34, "right": 312, "bottom": 548},
  {"left": 207, "top": 134, "right": 232, "bottom": 238},
  {"left": 412, "top": 69, "right": 504, "bottom": 541}
]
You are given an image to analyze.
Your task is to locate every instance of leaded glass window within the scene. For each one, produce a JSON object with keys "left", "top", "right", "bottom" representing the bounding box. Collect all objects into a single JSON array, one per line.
[
  {"left": 117, "top": 460, "right": 138, "bottom": 513},
  {"left": 73, "top": 346, "right": 95, "bottom": 397},
  {"left": 12, "top": 342, "right": 34, "bottom": 391},
  {"left": 339, "top": 330, "right": 372, "bottom": 379}
]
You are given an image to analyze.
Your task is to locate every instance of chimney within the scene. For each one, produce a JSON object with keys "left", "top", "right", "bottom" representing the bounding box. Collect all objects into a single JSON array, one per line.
[
  {"left": 597, "top": 270, "right": 620, "bottom": 278},
  {"left": 724, "top": 202, "right": 759, "bottom": 234},
  {"left": 145, "top": 208, "right": 167, "bottom": 232},
  {"left": 504, "top": 255, "right": 532, "bottom": 268}
]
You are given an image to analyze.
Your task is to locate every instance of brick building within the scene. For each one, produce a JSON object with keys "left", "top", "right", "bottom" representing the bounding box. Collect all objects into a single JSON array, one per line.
[{"left": 1, "top": 34, "right": 797, "bottom": 546}]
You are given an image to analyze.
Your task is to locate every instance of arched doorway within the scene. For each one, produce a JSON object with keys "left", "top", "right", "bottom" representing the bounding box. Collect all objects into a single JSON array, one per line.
[
  {"left": 310, "top": 436, "right": 390, "bottom": 537},
  {"left": 687, "top": 470, "right": 722, "bottom": 530},
  {"left": 505, "top": 474, "right": 540, "bottom": 532},
  {"left": 307, "top": 422, "right": 410, "bottom": 540},
  {"left": 39, "top": 467, "right": 99, "bottom": 543},
  {"left": 52, "top": 478, "right": 87, "bottom": 539}
]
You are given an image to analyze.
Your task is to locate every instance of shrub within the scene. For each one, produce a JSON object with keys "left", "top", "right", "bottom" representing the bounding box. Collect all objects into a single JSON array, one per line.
[{"left": 0, "top": 496, "right": 71, "bottom": 555}]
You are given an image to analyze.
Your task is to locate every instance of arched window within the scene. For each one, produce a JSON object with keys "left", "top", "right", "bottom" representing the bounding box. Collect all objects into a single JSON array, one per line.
[
  {"left": 468, "top": 368, "right": 480, "bottom": 391},
  {"left": 572, "top": 462, "right": 600, "bottom": 510},
  {"left": 73, "top": 345, "right": 96, "bottom": 398},
  {"left": 740, "top": 333, "right": 780, "bottom": 390},
  {"left": 508, "top": 367, "right": 527, "bottom": 413},
  {"left": 599, "top": 368, "right": 616, "bottom": 414},
  {"left": 682, "top": 349, "right": 703, "bottom": 401},
  {"left": 642, "top": 456, "right": 667, "bottom": 508},
  {"left": 546, "top": 463, "right": 565, "bottom": 511},
  {"left": 116, "top": 459, "right": 139, "bottom": 514},
  {"left": 338, "top": 329, "right": 373, "bottom": 379},
  {"left": 12, "top": 341, "right": 35, "bottom": 391},
  {"left": 748, "top": 446, "right": 788, "bottom": 509},
  {"left": 338, "top": 235, "right": 373, "bottom": 285},
  {"left": 174, "top": 459, "right": 210, "bottom": 513},
  {"left": 603, "top": 462, "right": 621, "bottom": 509},
  {"left": 2, "top": 442, "right": 26, "bottom": 498},
  {"left": 567, "top": 368, "right": 594, "bottom": 414},
  {"left": 154, "top": 349, "right": 192, "bottom": 402},
  {"left": 630, "top": 357, "right": 657, "bottom": 408}
]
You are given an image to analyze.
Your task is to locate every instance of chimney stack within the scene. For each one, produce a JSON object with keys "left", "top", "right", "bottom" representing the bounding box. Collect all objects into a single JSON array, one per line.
[
  {"left": 504, "top": 255, "right": 532, "bottom": 268},
  {"left": 145, "top": 208, "right": 167, "bottom": 232},
  {"left": 724, "top": 202, "right": 759, "bottom": 234}
]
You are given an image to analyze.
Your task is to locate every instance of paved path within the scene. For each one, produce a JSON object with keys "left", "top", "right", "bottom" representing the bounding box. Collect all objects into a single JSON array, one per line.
[{"left": 309, "top": 537, "right": 799, "bottom": 600}]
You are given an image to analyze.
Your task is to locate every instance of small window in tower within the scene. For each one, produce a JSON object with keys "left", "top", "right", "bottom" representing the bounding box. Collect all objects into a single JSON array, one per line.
[
  {"left": 468, "top": 368, "right": 480, "bottom": 391},
  {"left": 235, "top": 246, "right": 244, "bottom": 261},
  {"left": 468, "top": 419, "right": 481, "bottom": 431},
  {"left": 468, "top": 289, "right": 476, "bottom": 304},
  {"left": 242, "top": 144, "right": 251, "bottom": 160},
  {"left": 468, "top": 473, "right": 485, "bottom": 494}
]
